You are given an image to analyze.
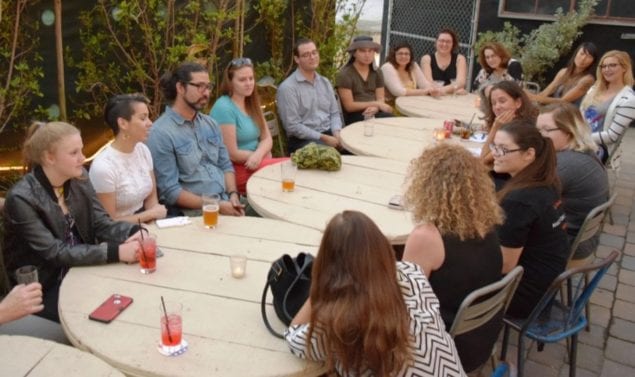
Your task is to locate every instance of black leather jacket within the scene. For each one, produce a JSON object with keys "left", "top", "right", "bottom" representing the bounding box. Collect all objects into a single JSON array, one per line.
[{"left": 2, "top": 166, "right": 138, "bottom": 292}]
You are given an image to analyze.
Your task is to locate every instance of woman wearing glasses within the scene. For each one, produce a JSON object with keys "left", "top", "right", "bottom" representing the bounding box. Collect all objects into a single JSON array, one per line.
[
  {"left": 474, "top": 42, "right": 522, "bottom": 93},
  {"left": 480, "top": 81, "right": 537, "bottom": 168},
  {"left": 89, "top": 94, "right": 167, "bottom": 223},
  {"left": 491, "top": 120, "right": 569, "bottom": 317},
  {"left": 580, "top": 50, "right": 635, "bottom": 159},
  {"left": 537, "top": 103, "right": 609, "bottom": 267},
  {"left": 210, "top": 58, "right": 286, "bottom": 194},
  {"left": 420, "top": 29, "right": 468, "bottom": 95},
  {"left": 402, "top": 143, "right": 503, "bottom": 373},
  {"left": 380, "top": 41, "right": 437, "bottom": 103}
]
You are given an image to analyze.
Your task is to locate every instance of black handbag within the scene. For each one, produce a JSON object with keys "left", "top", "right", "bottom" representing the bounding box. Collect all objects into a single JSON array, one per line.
[{"left": 260, "top": 252, "right": 314, "bottom": 338}]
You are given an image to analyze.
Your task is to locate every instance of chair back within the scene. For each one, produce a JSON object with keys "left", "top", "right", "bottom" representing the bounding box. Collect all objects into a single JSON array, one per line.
[
  {"left": 263, "top": 110, "right": 287, "bottom": 157},
  {"left": 449, "top": 266, "right": 524, "bottom": 336},
  {"left": 521, "top": 250, "right": 619, "bottom": 333},
  {"left": 568, "top": 193, "right": 616, "bottom": 261}
]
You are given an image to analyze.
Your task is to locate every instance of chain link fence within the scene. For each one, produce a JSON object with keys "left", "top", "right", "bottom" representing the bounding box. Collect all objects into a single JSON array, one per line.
[{"left": 381, "top": 0, "right": 480, "bottom": 91}]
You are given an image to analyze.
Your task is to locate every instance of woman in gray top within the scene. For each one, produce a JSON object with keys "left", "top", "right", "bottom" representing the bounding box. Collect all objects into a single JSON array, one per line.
[{"left": 536, "top": 103, "right": 609, "bottom": 263}]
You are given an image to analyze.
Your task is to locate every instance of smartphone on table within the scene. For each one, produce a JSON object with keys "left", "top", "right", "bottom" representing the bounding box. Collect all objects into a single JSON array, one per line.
[{"left": 89, "top": 294, "right": 133, "bottom": 323}]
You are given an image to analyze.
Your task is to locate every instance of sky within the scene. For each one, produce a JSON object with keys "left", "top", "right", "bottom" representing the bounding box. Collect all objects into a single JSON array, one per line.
[{"left": 359, "top": 0, "right": 384, "bottom": 21}]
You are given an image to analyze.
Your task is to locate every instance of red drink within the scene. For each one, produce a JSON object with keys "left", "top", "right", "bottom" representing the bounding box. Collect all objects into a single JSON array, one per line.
[
  {"left": 160, "top": 314, "right": 182, "bottom": 346},
  {"left": 139, "top": 237, "right": 156, "bottom": 274}
]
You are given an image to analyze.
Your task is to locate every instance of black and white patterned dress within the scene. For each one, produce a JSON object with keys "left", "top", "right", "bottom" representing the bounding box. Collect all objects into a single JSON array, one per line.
[{"left": 285, "top": 261, "right": 467, "bottom": 376}]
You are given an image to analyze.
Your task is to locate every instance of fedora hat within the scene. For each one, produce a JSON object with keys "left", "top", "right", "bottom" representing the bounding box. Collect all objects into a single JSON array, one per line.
[{"left": 347, "top": 35, "right": 381, "bottom": 53}]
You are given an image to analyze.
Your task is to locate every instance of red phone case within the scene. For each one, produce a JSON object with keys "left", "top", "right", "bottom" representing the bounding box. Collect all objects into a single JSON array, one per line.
[{"left": 89, "top": 294, "right": 133, "bottom": 323}]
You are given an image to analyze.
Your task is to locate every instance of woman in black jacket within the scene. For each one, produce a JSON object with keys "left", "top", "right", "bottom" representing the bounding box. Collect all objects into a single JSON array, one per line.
[{"left": 3, "top": 121, "right": 143, "bottom": 322}]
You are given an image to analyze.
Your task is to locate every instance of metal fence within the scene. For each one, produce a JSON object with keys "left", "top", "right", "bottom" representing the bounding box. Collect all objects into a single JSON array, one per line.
[{"left": 381, "top": 0, "right": 481, "bottom": 91}]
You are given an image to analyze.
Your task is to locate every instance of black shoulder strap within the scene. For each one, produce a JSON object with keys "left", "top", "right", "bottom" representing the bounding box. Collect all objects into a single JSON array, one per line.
[{"left": 261, "top": 280, "right": 284, "bottom": 339}]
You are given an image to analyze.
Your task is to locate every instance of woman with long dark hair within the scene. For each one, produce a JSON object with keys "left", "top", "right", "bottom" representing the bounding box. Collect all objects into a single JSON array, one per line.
[
  {"left": 492, "top": 120, "right": 569, "bottom": 317},
  {"left": 286, "top": 211, "right": 466, "bottom": 376},
  {"left": 380, "top": 41, "right": 436, "bottom": 102},
  {"left": 528, "top": 42, "right": 598, "bottom": 106},
  {"left": 420, "top": 28, "right": 468, "bottom": 94}
]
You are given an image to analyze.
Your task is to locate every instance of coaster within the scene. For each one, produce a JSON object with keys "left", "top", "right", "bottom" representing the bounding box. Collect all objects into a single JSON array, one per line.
[{"left": 157, "top": 339, "right": 188, "bottom": 356}]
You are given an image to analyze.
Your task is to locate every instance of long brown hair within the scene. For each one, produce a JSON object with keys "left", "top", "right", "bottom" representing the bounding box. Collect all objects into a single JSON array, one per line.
[
  {"left": 484, "top": 80, "right": 537, "bottom": 129},
  {"left": 478, "top": 42, "right": 511, "bottom": 74},
  {"left": 219, "top": 58, "right": 266, "bottom": 134},
  {"left": 308, "top": 211, "right": 411, "bottom": 375},
  {"left": 386, "top": 41, "right": 414, "bottom": 72},
  {"left": 496, "top": 120, "right": 560, "bottom": 201}
]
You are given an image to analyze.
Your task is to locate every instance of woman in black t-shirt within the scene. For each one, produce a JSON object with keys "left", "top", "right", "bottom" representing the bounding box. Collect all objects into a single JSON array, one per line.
[{"left": 491, "top": 120, "right": 569, "bottom": 318}]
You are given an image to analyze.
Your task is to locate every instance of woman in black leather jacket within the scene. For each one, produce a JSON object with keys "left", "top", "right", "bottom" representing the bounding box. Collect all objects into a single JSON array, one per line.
[{"left": 3, "top": 121, "right": 143, "bottom": 322}]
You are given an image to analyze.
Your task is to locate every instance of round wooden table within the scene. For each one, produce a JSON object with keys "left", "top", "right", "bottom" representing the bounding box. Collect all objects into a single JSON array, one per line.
[
  {"left": 246, "top": 156, "right": 414, "bottom": 244},
  {"left": 396, "top": 93, "right": 483, "bottom": 120},
  {"left": 59, "top": 216, "right": 326, "bottom": 377},
  {"left": 340, "top": 116, "right": 486, "bottom": 162},
  {"left": 0, "top": 334, "right": 125, "bottom": 377}
]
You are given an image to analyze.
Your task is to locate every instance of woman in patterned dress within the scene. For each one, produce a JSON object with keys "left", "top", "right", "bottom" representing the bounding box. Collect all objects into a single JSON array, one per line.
[{"left": 285, "top": 210, "right": 466, "bottom": 377}]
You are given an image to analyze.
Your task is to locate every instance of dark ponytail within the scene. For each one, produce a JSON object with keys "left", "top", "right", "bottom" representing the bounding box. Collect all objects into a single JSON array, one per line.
[{"left": 159, "top": 62, "right": 207, "bottom": 103}]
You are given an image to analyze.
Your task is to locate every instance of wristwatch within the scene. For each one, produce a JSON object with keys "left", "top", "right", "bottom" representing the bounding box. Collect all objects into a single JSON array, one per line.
[{"left": 227, "top": 191, "right": 240, "bottom": 199}]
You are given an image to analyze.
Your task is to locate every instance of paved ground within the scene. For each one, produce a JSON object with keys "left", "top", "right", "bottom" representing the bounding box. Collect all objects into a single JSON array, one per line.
[{"left": 484, "top": 128, "right": 635, "bottom": 377}]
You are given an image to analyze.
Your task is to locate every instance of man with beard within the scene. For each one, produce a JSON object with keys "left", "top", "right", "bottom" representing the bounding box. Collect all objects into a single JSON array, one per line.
[{"left": 147, "top": 62, "right": 244, "bottom": 216}]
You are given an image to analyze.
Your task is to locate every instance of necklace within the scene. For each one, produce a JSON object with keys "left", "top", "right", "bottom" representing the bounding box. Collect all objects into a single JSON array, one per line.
[{"left": 54, "top": 186, "right": 64, "bottom": 200}]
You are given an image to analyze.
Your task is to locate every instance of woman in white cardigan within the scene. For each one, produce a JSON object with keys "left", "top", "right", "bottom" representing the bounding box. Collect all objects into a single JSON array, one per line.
[
  {"left": 580, "top": 50, "right": 635, "bottom": 158},
  {"left": 380, "top": 41, "right": 438, "bottom": 103}
]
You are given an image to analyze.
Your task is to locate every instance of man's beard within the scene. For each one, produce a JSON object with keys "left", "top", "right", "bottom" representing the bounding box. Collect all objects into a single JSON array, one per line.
[{"left": 184, "top": 96, "right": 206, "bottom": 114}]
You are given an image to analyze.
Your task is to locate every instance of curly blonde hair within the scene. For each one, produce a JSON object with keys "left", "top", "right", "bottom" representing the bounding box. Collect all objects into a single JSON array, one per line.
[{"left": 404, "top": 143, "right": 503, "bottom": 240}]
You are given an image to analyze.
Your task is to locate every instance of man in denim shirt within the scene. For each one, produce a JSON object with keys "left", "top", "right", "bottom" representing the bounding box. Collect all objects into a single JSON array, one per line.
[{"left": 147, "top": 62, "right": 244, "bottom": 216}]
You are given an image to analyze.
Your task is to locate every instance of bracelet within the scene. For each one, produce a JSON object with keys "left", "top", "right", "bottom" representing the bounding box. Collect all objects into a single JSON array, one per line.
[{"left": 227, "top": 191, "right": 240, "bottom": 198}]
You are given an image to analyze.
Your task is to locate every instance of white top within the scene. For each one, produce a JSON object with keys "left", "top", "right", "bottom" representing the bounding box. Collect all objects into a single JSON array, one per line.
[
  {"left": 89, "top": 143, "right": 154, "bottom": 217},
  {"left": 380, "top": 62, "right": 429, "bottom": 99},
  {"left": 285, "top": 261, "right": 466, "bottom": 377}
]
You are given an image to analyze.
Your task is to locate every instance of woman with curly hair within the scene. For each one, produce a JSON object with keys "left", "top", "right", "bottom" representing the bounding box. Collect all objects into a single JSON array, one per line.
[
  {"left": 403, "top": 143, "right": 503, "bottom": 373},
  {"left": 286, "top": 210, "right": 466, "bottom": 377},
  {"left": 474, "top": 41, "right": 522, "bottom": 92}
]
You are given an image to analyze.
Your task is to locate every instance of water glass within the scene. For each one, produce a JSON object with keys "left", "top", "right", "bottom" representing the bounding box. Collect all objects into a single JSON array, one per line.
[{"left": 15, "top": 265, "right": 38, "bottom": 284}]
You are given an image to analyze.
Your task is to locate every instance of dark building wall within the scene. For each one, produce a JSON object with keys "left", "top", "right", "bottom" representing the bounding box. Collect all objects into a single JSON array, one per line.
[{"left": 477, "top": 0, "right": 635, "bottom": 82}]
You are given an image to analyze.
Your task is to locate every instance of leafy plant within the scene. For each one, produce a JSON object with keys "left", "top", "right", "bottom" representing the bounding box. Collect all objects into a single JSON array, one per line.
[
  {"left": 475, "top": 0, "right": 598, "bottom": 83},
  {"left": 0, "top": 0, "right": 43, "bottom": 135},
  {"left": 68, "top": 0, "right": 241, "bottom": 120}
]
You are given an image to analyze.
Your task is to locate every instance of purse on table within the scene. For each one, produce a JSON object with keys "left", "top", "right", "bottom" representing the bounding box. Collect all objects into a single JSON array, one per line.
[{"left": 260, "top": 252, "right": 314, "bottom": 338}]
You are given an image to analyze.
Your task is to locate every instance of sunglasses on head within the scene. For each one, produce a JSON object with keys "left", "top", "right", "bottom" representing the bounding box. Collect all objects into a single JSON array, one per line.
[{"left": 230, "top": 57, "right": 253, "bottom": 67}]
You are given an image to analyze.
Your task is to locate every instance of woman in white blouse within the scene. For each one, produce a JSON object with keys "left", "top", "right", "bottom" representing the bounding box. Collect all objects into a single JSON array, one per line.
[
  {"left": 380, "top": 41, "right": 438, "bottom": 103},
  {"left": 89, "top": 94, "right": 166, "bottom": 223}
]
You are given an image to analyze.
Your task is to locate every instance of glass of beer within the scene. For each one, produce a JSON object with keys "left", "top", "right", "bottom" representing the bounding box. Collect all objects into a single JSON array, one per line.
[
  {"left": 202, "top": 194, "right": 220, "bottom": 229},
  {"left": 139, "top": 234, "right": 157, "bottom": 274},
  {"left": 158, "top": 301, "right": 186, "bottom": 356},
  {"left": 281, "top": 161, "right": 297, "bottom": 192}
]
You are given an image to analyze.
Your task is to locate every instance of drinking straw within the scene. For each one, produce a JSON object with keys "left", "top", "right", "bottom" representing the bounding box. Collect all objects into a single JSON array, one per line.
[
  {"left": 137, "top": 219, "right": 146, "bottom": 264},
  {"left": 160, "top": 296, "right": 173, "bottom": 343},
  {"left": 466, "top": 112, "right": 477, "bottom": 130}
]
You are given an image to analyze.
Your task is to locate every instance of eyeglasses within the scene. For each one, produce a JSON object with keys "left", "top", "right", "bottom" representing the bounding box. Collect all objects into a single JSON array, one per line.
[
  {"left": 299, "top": 50, "right": 319, "bottom": 59},
  {"left": 537, "top": 127, "right": 560, "bottom": 134},
  {"left": 187, "top": 82, "right": 213, "bottom": 92},
  {"left": 230, "top": 57, "right": 253, "bottom": 67},
  {"left": 489, "top": 143, "right": 523, "bottom": 156},
  {"left": 600, "top": 63, "right": 620, "bottom": 70},
  {"left": 396, "top": 51, "right": 411, "bottom": 56}
]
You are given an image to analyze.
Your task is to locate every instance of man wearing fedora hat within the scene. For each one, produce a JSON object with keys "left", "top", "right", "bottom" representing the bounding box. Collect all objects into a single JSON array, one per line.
[{"left": 336, "top": 35, "right": 393, "bottom": 125}]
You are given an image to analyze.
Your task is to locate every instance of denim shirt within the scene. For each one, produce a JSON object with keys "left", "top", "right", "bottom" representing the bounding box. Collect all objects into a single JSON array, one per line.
[{"left": 147, "top": 106, "right": 234, "bottom": 206}]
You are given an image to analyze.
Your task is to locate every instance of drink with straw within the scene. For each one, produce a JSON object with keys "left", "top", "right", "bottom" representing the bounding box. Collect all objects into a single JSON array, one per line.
[{"left": 139, "top": 233, "right": 157, "bottom": 274}]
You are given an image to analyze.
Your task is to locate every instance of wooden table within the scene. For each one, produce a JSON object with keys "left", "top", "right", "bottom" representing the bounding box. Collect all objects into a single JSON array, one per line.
[
  {"left": 0, "top": 334, "right": 124, "bottom": 377},
  {"left": 246, "top": 156, "right": 413, "bottom": 244},
  {"left": 340, "top": 117, "right": 486, "bottom": 162},
  {"left": 396, "top": 93, "right": 483, "bottom": 120},
  {"left": 58, "top": 217, "right": 326, "bottom": 377}
]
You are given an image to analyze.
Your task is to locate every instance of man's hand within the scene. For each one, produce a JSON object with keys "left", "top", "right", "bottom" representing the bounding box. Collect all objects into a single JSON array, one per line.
[
  {"left": 320, "top": 134, "right": 340, "bottom": 148},
  {"left": 220, "top": 200, "right": 245, "bottom": 216},
  {"left": 0, "top": 283, "right": 44, "bottom": 324}
]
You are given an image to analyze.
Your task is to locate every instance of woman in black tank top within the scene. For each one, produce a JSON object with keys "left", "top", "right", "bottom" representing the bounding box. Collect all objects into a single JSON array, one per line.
[{"left": 420, "top": 29, "right": 468, "bottom": 95}]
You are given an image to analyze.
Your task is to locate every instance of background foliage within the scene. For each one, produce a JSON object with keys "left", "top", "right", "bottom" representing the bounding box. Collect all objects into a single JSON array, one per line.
[
  {"left": 0, "top": 0, "right": 44, "bottom": 135},
  {"left": 475, "top": 0, "right": 598, "bottom": 84}
]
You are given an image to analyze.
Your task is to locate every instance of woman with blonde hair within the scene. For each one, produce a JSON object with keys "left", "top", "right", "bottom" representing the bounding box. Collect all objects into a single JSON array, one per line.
[
  {"left": 3, "top": 122, "right": 144, "bottom": 322},
  {"left": 537, "top": 103, "right": 608, "bottom": 265},
  {"left": 403, "top": 143, "right": 503, "bottom": 373},
  {"left": 580, "top": 50, "right": 635, "bottom": 156},
  {"left": 286, "top": 210, "right": 465, "bottom": 377}
]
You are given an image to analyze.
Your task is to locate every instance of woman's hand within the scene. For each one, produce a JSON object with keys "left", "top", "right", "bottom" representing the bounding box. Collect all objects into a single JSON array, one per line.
[
  {"left": 492, "top": 110, "right": 516, "bottom": 131},
  {"left": 147, "top": 203, "right": 167, "bottom": 220},
  {"left": 244, "top": 151, "right": 264, "bottom": 171},
  {"left": 377, "top": 103, "right": 393, "bottom": 114},
  {"left": 118, "top": 241, "right": 139, "bottom": 263}
]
